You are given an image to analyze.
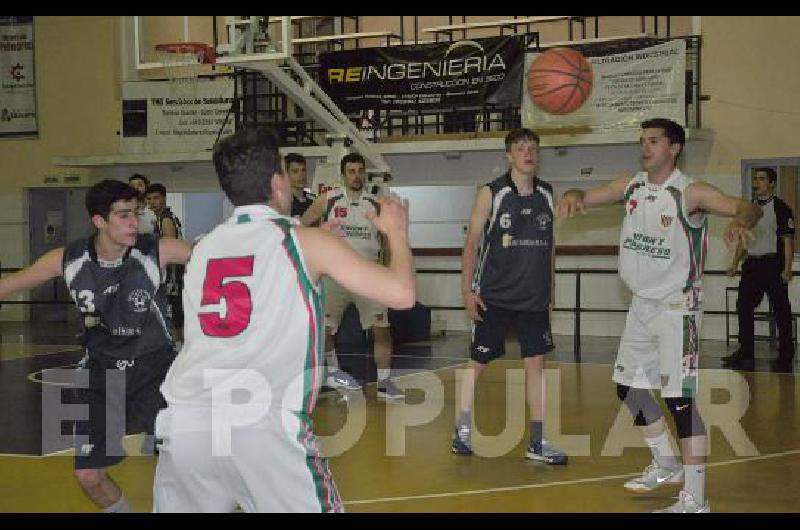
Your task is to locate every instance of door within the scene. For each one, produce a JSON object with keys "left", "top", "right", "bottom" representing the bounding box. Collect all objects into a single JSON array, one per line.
[{"left": 28, "top": 188, "right": 92, "bottom": 322}]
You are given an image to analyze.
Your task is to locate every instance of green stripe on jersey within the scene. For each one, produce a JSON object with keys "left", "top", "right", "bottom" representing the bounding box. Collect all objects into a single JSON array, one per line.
[{"left": 667, "top": 187, "right": 708, "bottom": 290}]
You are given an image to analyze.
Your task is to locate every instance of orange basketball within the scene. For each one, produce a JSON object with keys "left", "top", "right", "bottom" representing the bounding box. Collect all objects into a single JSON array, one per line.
[{"left": 527, "top": 48, "right": 593, "bottom": 115}]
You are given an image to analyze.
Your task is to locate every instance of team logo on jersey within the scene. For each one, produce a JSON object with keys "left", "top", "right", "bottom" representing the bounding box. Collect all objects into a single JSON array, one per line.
[
  {"left": 661, "top": 214, "right": 674, "bottom": 228},
  {"left": 116, "top": 359, "right": 135, "bottom": 370},
  {"left": 113, "top": 326, "right": 140, "bottom": 336},
  {"left": 128, "top": 289, "right": 150, "bottom": 312},
  {"left": 627, "top": 198, "right": 638, "bottom": 215},
  {"left": 500, "top": 212, "right": 512, "bottom": 229},
  {"left": 536, "top": 213, "right": 551, "bottom": 230}
]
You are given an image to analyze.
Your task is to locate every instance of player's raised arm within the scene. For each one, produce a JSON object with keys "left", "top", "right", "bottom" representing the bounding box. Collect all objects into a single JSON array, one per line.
[
  {"left": 159, "top": 237, "right": 193, "bottom": 269},
  {"left": 299, "top": 191, "right": 328, "bottom": 227},
  {"left": 0, "top": 248, "right": 64, "bottom": 300},
  {"left": 296, "top": 195, "right": 415, "bottom": 310},
  {"left": 556, "top": 174, "right": 631, "bottom": 218},
  {"left": 684, "top": 181, "right": 762, "bottom": 249}
]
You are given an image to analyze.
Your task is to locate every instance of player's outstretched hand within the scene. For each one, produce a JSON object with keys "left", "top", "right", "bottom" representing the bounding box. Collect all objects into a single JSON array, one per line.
[
  {"left": 723, "top": 219, "right": 754, "bottom": 251},
  {"left": 556, "top": 191, "right": 586, "bottom": 219},
  {"left": 364, "top": 194, "right": 409, "bottom": 237},
  {"left": 320, "top": 218, "right": 345, "bottom": 238}
]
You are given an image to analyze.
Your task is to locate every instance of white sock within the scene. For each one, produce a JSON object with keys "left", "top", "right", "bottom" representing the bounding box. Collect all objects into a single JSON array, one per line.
[
  {"left": 325, "top": 350, "right": 339, "bottom": 371},
  {"left": 103, "top": 495, "right": 132, "bottom": 513},
  {"left": 377, "top": 368, "right": 391, "bottom": 382},
  {"left": 457, "top": 410, "right": 471, "bottom": 430},
  {"left": 684, "top": 464, "right": 706, "bottom": 504},
  {"left": 644, "top": 432, "right": 680, "bottom": 470}
]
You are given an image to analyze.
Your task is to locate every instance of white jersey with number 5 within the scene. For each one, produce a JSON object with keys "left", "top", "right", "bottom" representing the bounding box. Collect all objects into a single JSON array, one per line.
[
  {"left": 618, "top": 169, "right": 708, "bottom": 304},
  {"left": 160, "top": 204, "right": 325, "bottom": 415}
]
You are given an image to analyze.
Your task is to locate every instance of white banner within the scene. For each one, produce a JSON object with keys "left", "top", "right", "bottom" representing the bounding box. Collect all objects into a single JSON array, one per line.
[
  {"left": 522, "top": 40, "right": 686, "bottom": 131},
  {"left": 0, "top": 16, "right": 37, "bottom": 137},
  {"left": 121, "top": 77, "right": 235, "bottom": 154}
]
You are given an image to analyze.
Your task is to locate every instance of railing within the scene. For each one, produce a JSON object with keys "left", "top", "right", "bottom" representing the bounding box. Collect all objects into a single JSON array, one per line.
[
  {"left": 232, "top": 32, "right": 538, "bottom": 146},
  {"left": 415, "top": 267, "right": 799, "bottom": 360},
  {"left": 7, "top": 265, "right": 791, "bottom": 360},
  {"left": 230, "top": 33, "right": 701, "bottom": 147}
]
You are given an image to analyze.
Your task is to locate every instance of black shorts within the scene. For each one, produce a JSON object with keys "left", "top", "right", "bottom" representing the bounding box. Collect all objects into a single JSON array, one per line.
[
  {"left": 71, "top": 347, "right": 177, "bottom": 470},
  {"left": 471, "top": 304, "right": 553, "bottom": 364}
]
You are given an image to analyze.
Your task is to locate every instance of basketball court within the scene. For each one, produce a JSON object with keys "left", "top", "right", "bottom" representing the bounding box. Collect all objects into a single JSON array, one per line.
[
  {"left": 0, "top": 323, "right": 797, "bottom": 512},
  {"left": 0, "top": 16, "right": 798, "bottom": 513}
]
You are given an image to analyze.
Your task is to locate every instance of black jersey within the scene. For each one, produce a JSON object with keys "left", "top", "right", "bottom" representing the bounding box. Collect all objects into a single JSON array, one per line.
[
  {"left": 155, "top": 208, "right": 185, "bottom": 298},
  {"left": 154, "top": 207, "right": 183, "bottom": 240},
  {"left": 291, "top": 189, "right": 317, "bottom": 218},
  {"left": 472, "top": 173, "right": 555, "bottom": 312},
  {"left": 62, "top": 234, "right": 174, "bottom": 359}
]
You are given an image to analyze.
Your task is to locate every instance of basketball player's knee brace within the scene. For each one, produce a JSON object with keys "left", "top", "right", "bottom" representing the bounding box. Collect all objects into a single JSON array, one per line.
[
  {"left": 616, "top": 384, "right": 663, "bottom": 426},
  {"left": 664, "top": 397, "right": 706, "bottom": 439}
]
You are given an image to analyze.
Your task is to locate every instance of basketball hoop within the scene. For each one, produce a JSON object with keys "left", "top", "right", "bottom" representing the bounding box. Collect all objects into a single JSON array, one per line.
[{"left": 154, "top": 42, "right": 216, "bottom": 99}]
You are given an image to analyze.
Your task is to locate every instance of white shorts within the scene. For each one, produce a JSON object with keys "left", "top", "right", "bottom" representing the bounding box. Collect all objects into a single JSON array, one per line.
[
  {"left": 152, "top": 405, "right": 342, "bottom": 513},
  {"left": 612, "top": 295, "right": 701, "bottom": 399},
  {"left": 324, "top": 278, "right": 388, "bottom": 332}
]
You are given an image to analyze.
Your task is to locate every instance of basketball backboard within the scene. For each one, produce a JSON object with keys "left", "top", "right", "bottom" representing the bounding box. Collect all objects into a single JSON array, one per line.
[
  {"left": 129, "top": 16, "right": 391, "bottom": 174},
  {"left": 133, "top": 16, "right": 292, "bottom": 71}
]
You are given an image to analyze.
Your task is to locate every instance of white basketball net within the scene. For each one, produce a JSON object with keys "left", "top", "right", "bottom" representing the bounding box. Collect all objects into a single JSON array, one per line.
[{"left": 156, "top": 47, "right": 207, "bottom": 100}]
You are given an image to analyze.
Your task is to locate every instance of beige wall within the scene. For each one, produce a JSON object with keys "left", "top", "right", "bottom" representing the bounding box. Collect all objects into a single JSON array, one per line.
[
  {"left": 698, "top": 16, "right": 800, "bottom": 175},
  {"left": 0, "top": 16, "right": 119, "bottom": 192}
]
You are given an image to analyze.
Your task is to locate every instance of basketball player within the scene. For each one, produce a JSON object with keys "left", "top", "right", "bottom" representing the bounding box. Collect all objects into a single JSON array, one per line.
[
  {"left": 152, "top": 127, "right": 415, "bottom": 512},
  {"left": 556, "top": 118, "right": 761, "bottom": 513},
  {"left": 286, "top": 153, "right": 316, "bottom": 218},
  {"left": 144, "top": 183, "right": 180, "bottom": 239},
  {"left": 301, "top": 153, "right": 404, "bottom": 399},
  {"left": 129, "top": 174, "right": 158, "bottom": 234},
  {"left": 451, "top": 128, "right": 567, "bottom": 465},
  {"left": 0, "top": 179, "right": 191, "bottom": 512},
  {"left": 145, "top": 183, "right": 185, "bottom": 338}
]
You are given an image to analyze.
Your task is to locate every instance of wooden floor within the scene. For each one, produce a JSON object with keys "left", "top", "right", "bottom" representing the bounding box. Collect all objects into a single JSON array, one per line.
[{"left": 0, "top": 322, "right": 797, "bottom": 512}]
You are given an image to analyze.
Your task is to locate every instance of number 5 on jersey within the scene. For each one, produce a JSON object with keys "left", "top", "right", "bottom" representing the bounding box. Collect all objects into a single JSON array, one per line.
[{"left": 198, "top": 256, "right": 255, "bottom": 338}]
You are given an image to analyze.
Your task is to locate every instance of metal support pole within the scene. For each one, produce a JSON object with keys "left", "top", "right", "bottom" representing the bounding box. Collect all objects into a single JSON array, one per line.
[{"left": 574, "top": 271, "right": 581, "bottom": 360}]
